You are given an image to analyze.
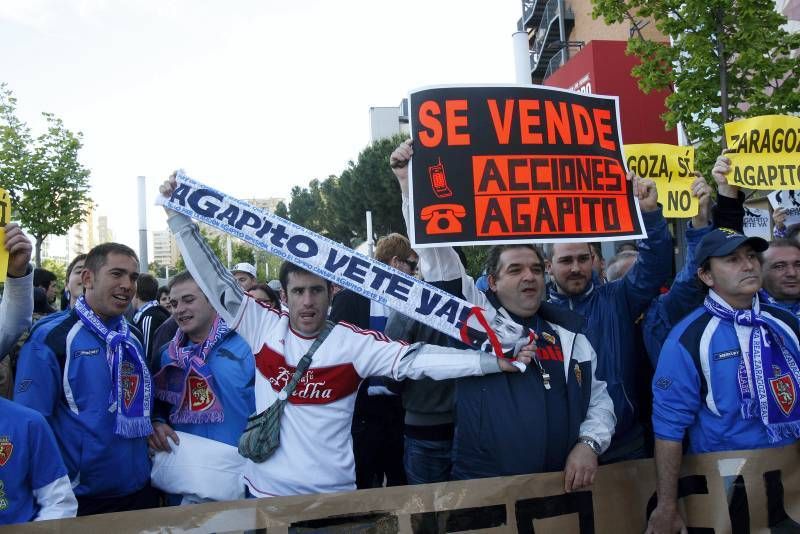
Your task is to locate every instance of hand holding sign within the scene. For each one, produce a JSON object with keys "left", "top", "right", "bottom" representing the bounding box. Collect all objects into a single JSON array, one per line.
[
  {"left": 711, "top": 153, "right": 739, "bottom": 199},
  {"left": 632, "top": 173, "right": 659, "bottom": 212},
  {"left": 4, "top": 223, "right": 32, "bottom": 279},
  {"left": 389, "top": 138, "right": 413, "bottom": 196},
  {"left": 159, "top": 173, "right": 180, "bottom": 215},
  {"left": 0, "top": 189, "right": 25, "bottom": 282},
  {"left": 690, "top": 174, "right": 712, "bottom": 228}
]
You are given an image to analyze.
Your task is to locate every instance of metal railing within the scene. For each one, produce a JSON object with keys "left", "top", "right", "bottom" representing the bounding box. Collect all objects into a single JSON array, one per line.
[
  {"left": 544, "top": 48, "right": 567, "bottom": 79},
  {"left": 522, "top": 0, "right": 537, "bottom": 26},
  {"left": 531, "top": 0, "right": 560, "bottom": 68}
]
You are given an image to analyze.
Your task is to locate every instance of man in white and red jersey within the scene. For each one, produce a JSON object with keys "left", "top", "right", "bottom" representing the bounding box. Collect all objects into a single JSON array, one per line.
[{"left": 158, "top": 178, "right": 533, "bottom": 498}]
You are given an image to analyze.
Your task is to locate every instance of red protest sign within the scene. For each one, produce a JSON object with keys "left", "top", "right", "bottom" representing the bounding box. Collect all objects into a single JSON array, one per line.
[{"left": 408, "top": 85, "right": 644, "bottom": 247}]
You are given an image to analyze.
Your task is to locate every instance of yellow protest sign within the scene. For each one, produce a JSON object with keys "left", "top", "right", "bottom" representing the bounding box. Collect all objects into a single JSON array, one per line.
[
  {"left": 0, "top": 189, "right": 9, "bottom": 283},
  {"left": 624, "top": 143, "right": 696, "bottom": 218},
  {"left": 726, "top": 114, "right": 800, "bottom": 190}
]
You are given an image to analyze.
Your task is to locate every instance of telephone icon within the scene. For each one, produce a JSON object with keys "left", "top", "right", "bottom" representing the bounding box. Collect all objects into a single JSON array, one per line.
[
  {"left": 428, "top": 158, "right": 453, "bottom": 198},
  {"left": 420, "top": 203, "right": 466, "bottom": 235}
]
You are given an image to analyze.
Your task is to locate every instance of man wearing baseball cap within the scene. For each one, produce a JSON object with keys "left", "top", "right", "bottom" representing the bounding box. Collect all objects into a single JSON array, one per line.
[
  {"left": 647, "top": 228, "right": 800, "bottom": 533},
  {"left": 231, "top": 263, "right": 257, "bottom": 291}
]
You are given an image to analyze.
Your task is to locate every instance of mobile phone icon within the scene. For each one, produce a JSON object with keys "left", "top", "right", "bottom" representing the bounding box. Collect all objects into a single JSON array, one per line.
[{"left": 428, "top": 158, "right": 453, "bottom": 199}]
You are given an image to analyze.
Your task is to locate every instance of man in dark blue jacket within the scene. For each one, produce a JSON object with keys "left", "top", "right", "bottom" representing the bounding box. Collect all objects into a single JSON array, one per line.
[
  {"left": 543, "top": 175, "right": 672, "bottom": 463},
  {"left": 390, "top": 140, "right": 616, "bottom": 491}
]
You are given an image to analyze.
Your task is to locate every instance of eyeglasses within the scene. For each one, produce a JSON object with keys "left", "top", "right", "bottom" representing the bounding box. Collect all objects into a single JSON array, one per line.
[{"left": 403, "top": 258, "right": 418, "bottom": 272}]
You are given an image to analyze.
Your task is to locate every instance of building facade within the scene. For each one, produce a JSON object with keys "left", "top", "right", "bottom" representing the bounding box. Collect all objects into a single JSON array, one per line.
[
  {"left": 518, "top": 0, "right": 676, "bottom": 146},
  {"left": 369, "top": 100, "right": 409, "bottom": 142}
]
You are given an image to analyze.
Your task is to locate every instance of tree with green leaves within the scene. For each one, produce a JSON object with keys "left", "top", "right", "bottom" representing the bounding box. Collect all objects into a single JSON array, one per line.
[
  {"left": 591, "top": 0, "right": 800, "bottom": 173},
  {"left": 172, "top": 226, "right": 280, "bottom": 282},
  {"left": 281, "top": 134, "right": 407, "bottom": 248},
  {"left": 41, "top": 257, "right": 67, "bottom": 290},
  {"left": 0, "top": 83, "right": 93, "bottom": 265}
]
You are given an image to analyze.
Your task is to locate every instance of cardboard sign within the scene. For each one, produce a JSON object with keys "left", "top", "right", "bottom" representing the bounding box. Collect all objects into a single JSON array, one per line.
[
  {"left": 624, "top": 143, "right": 696, "bottom": 218},
  {"left": 11, "top": 443, "right": 799, "bottom": 533},
  {"left": 0, "top": 189, "right": 10, "bottom": 283},
  {"left": 768, "top": 190, "right": 800, "bottom": 229},
  {"left": 726, "top": 115, "right": 800, "bottom": 190},
  {"left": 743, "top": 205, "right": 772, "bottom": 240},
  {"left": 408, "top": 85, "right": 645, "bottom": 247}
]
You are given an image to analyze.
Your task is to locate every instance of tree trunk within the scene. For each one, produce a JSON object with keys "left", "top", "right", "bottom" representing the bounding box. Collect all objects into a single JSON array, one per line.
[
  {"left": 715, "top": 7, "right": 729, "bottom": 147},
  {"left": 35, "top": 236, "right": 43, "bottom": 267}
]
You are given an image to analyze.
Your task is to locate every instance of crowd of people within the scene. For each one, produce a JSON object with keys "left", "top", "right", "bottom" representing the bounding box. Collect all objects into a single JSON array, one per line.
[{"left": 0, "top": 141, "right": 798, "bottom": 533}]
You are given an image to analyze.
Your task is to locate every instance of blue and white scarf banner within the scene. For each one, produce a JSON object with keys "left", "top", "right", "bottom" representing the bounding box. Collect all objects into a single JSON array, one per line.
[{"left": 157, "top": 171, "right": 529, "bottom": 357}]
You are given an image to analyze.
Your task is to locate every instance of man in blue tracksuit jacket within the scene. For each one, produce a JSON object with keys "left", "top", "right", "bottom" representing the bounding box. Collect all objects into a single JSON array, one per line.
[
  {"left": 648, "top": 227, "right": 800, "bottom": 533},
  {"left": 544, "top": 177, "right": 672, "bottom": 462},
  {"left": 14, "top": 243, "right": 156, "bottom": 516}
]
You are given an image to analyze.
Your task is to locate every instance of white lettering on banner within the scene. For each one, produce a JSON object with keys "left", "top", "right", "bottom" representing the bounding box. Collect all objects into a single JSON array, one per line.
[{"left": 158, "top": 172, "right": 527, "bottom": 355}]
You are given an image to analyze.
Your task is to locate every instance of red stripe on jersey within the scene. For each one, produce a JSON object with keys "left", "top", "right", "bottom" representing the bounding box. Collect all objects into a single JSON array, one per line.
[
  {"left": 255, "top": 345, "right": 361, "bottom": 404},
  {"left": 337, "top": 321, "right": 393, "bottom": 343}
]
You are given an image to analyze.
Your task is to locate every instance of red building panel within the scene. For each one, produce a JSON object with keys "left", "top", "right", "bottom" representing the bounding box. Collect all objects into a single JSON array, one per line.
[{"left": 544, "top": 40, "right": 677, "bottom": 145}]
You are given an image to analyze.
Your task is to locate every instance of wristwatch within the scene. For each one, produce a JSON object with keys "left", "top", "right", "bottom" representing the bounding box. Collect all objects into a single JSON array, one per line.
[{"left": 578, "top": 436, "right": 601, "bottom": 455}]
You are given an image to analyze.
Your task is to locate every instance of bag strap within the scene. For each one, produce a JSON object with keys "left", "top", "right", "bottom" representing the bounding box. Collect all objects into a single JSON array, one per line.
[{"left": 279, "top": 321, "right": 334, "bottom": 399}]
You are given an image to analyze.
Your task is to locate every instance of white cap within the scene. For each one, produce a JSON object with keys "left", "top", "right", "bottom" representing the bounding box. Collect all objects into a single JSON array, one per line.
[
  {"left": 231, "top": 262, "right": 256, "bottom": 278},
  {"left": 267, "top": 279, "right": 281, "bottom": 292}
]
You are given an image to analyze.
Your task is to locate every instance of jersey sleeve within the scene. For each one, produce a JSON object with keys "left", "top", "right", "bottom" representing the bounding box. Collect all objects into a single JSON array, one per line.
[
  {"left": 652, "top": 336, "right": 702, "bottom": 442},
  {"left": 28, "top": 412, "right": 77, "bottom": 520},
  {"left": 32, "top": 476, "right": 77, "bottom": 521},
  {"left": 340, "top": 323, "right": 499, "bottom": 381}
]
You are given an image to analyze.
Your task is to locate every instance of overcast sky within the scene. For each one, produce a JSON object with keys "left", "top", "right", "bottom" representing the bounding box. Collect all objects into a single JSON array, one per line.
[{"left": 0, "top": 0, "right": 524, "bottom": 249}]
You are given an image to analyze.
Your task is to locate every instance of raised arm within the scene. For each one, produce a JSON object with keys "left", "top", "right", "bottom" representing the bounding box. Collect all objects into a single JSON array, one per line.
[
  {"left": 346, "top": 323, "right": 533, "bottom": 382},
  {"left": 619, "top": 175, "right": 673, "bottom": 316},
  {"left": 0, "top": 223, "right": 33, "bottom": 356},
  {"left": 642, "top": 175, "right": 712, "bottom": 365},
  {"left": 159, "top": 176, "right": 243, "bottom": 325},
  {"left": 390, "top": 140, "right": 486, "bottom": 305},
  {"left": 711, "top": 153, "right": 744, "bottom": 232}
]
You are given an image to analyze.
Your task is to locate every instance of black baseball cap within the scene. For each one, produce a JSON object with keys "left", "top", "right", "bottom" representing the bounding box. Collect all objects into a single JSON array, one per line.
[{"left": 695, "top": 228, "right": 769, "bottom": 265}]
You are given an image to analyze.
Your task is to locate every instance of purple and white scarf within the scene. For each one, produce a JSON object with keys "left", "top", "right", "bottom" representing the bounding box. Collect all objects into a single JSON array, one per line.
[
  {"left": 704, "top": 294, "right": 800, "bottom": 442},
  {"left": 74, "top": 296, "right": 153, "bottom": 438},
  {"left": 153, "top": 315, "right": 228, "bottom": 424}
]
